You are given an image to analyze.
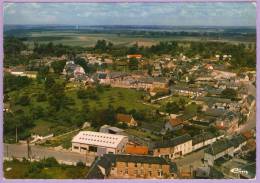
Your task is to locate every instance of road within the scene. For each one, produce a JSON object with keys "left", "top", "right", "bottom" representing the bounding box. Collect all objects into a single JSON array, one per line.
[
  {"left": 175, "top": 148, "right": 204, "bottom": 170},
  {"left": 4, "top": 143, "right": 95, "bottom": 166}
]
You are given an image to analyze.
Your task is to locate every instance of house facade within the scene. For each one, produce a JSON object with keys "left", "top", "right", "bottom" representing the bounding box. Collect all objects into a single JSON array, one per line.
[{"left": 86, "top": 154, "right": 177, "bottom": 179}]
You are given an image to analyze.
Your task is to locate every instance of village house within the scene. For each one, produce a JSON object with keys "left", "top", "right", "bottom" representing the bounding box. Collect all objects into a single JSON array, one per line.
[
  {"left": 116, "top": 113, "right": 137, "bottom": 126},
  {"left": 9, "top": 66, "right": 25, "bottom": 76},
  {"left": 204, "top": 134, "right": 248, "bottom": 166},
  {"left": 164, "top": 117, "right": 184, "bottom": 131},
  {"left": 63, "top": 61, "right": 85, "bottom": 78},
  {"left": 71, "top": 131, "right": 128, "bottom": 156},
  {"left": 229, "top": 134, "right": 247, "bottom": 153},
  {"left": 204, "top": 64, "right": 214, "bottom": 70},
  {"left": 204, "top": 139, "right": 234, "bottom": 166},
  {"left": 8, "top": 66, "right": 38, "bottom": 79},
  {"left": 86, "top": 154, "right": 178, "bottom": 179},
  {"left": 191, "top": 115, "right": 216, "bottom": 127},
  {"left": 153, "top": 134, "right": 192, "bottom": 160},
  {"left": 205, "top": 109, "right": 239, "bottom": 133},
  {"left": 192, "top": 132, "right": 224, "bottom": 151},
  {"left": 127, "top": 54, "right": 142, "bottom": 59},
  {"left": 173, "top": 86, "right": 206, "bottom": 98}
]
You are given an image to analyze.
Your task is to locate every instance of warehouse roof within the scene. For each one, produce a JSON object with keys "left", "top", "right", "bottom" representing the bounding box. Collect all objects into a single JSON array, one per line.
[{"left": 72, "top": 131, "right": 127, "bottom": 148}]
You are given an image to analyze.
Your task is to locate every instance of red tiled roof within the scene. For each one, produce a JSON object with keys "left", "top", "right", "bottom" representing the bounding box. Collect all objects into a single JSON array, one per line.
[
  {"left": 169, "top": 118, "right": 183, "bottom": 127},
  {"left": 116, "top": 113, "right": 134, "bottom": 124},
  {"left": 127, "top": 54, "right": 142, "bottom": 59},
  {"left": 125, "top": 144, "right": 148, "bottom": 155},
  {"left": 242, "top": 131, "right": 253, "bottom": 139}
]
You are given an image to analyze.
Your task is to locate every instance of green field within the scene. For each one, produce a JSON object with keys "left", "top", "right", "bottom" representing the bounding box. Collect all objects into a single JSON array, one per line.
[{"left": 23, "top": 30, "right": 255, "bottom": 48}]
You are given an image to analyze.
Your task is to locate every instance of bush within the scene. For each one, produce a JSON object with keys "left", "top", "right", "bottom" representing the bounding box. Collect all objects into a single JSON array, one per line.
[
  {"left": 43, "top": 157, "right": 59, "bottom": 167},
  {"left": 16, "top": 95, "right": 30, "bottom": 106},
  {"left": 76, "top": 161, "right": 85, "bottom": 167},
  {"left": 221, "top": 88, "right": 237, "bottom": 100},
  {"left": 36, "top": 93, "right": 47, "bottom": 102}
]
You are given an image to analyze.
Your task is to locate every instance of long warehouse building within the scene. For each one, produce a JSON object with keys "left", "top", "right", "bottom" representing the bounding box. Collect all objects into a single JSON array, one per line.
[{"left": 72, "top": 131, "right": 128, "bottom": 156}]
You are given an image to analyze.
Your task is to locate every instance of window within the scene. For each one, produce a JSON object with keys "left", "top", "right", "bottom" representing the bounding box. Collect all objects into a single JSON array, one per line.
[
  {"left": 159, "top": 164, "right": 162, "bottom": 169},
  {"left": 89, "top": 146, "right": 97, "bottom": 152},
  {"left": 134, "top": 170, "right": 138, "bottom": 175},
  {"left": 140, "top": 169, "right": 144, "bottom": 174},
  {"left": 125, "top": 162, "right": 128, "bottom": 167},
  {"left": 148, "top": 164, "right": 151, "bottom": 168},
  {"left": 158, "top": 171, "right": 162, "bottom": 177},
  {"left": 73, "top": 146, "right": 79, "bottom": 149},
  {"left": 134, "top": 163, "right": 137, "bottom": 167},
  {"left": 148, "top": 171, "right": 152, "bottom": 176},
  {"left": 125, "top": 169, "right": 128, "bottom": 175}
]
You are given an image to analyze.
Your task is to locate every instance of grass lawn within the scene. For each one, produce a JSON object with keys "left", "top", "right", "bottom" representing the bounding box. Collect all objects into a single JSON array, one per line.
[
  {"left": 4, "top": 160, "right": 89, "bottom": 179},
  {"left": 41, "top": 127, "right": 94, "bottom": 149},
  {"left": 157, "top": 96, "right": 190, "bottom": 112}
]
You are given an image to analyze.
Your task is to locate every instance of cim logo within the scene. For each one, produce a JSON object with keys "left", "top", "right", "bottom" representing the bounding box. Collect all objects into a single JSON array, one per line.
[{"left": 230, "top": 168, "right": 248, "bottom": 175}]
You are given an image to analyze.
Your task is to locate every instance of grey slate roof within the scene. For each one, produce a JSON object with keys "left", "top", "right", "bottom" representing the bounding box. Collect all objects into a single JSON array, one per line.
[
  {"left": 154, "top": 134, "right": 192, "bottom": 149},
  {"left": 230, "top": 134, "right": 247, "bottom": 148},
  {"left": 192, "top": 132, "right": 216, "bottom": 145},
  {"left": 204, "top": 139, "right": 233, "bottom": 155},
  {"left": 105, "top": 154, "right": 169, "bottom": 165}
]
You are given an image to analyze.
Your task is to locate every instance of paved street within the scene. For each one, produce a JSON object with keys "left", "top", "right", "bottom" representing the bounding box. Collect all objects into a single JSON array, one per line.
[
  {"left": 4, "top": 143, "right": 95, "bottom": 166},
  {"left": 175, "top": 148, "right": 204, "bottom": 170}
]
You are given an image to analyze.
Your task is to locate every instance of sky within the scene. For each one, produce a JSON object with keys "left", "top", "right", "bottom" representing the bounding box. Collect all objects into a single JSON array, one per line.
[{"left": 3, "top": 2, "right": 256, "bottom": 26}]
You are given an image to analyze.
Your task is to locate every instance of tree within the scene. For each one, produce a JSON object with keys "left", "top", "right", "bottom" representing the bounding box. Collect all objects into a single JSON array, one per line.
[
  {"left": 74, "top": 57, "right": 88, "bottom": 73},
  {"left": 37, "top": 66, "right": 49, "bottom": 81},
  {"left": 128, "top": 58, "right": 139, "bottom": 70},
  {"left": 51, "top": 60, "right": 66, "bottom": 74},
  {"left": 16, "top": 95, "right": 30, "bottom": 106},
  {"left": 165, "top": 102, "right": 180, "bottom": 114},
  {"left": 221, "top": 88, "right": 237, "bottom": 100},
  {"left": 4, "top": 74, "right": 32, "bottom": 93},
  {"left": 116, "top": 106, "right": 127, "bottom": 113},
  {"left": 45, "top": 76, "right": 55, "bottom": 91},
  {"left": 47, "top": 83, "right": 66, "bottom": 111}
]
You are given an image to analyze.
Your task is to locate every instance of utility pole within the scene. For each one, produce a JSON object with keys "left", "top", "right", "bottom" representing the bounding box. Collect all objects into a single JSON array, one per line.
[
  {"left": 27, "top": 139, "right": 31, "bottom": 160},
  {"left": 6, "top": 144, "right": 9, "bottom": 158},
  {"left": 15, "top": 125, "right": 18, "bottom": 143}
]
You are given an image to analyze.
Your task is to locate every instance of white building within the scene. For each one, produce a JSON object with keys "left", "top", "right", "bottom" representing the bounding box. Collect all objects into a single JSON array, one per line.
[{"left": 72, "top": 131, "right": 128, "bottom": 156}]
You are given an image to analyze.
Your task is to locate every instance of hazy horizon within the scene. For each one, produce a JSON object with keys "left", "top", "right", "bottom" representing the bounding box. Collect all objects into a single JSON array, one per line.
[{"left": 4, "top": 2, "right": 256, "bottom": 27}]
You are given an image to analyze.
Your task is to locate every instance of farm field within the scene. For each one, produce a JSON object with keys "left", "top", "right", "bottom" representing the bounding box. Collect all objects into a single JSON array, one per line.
[{"left": 22, "top": 30, "right": 256, "bottom": 48}]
